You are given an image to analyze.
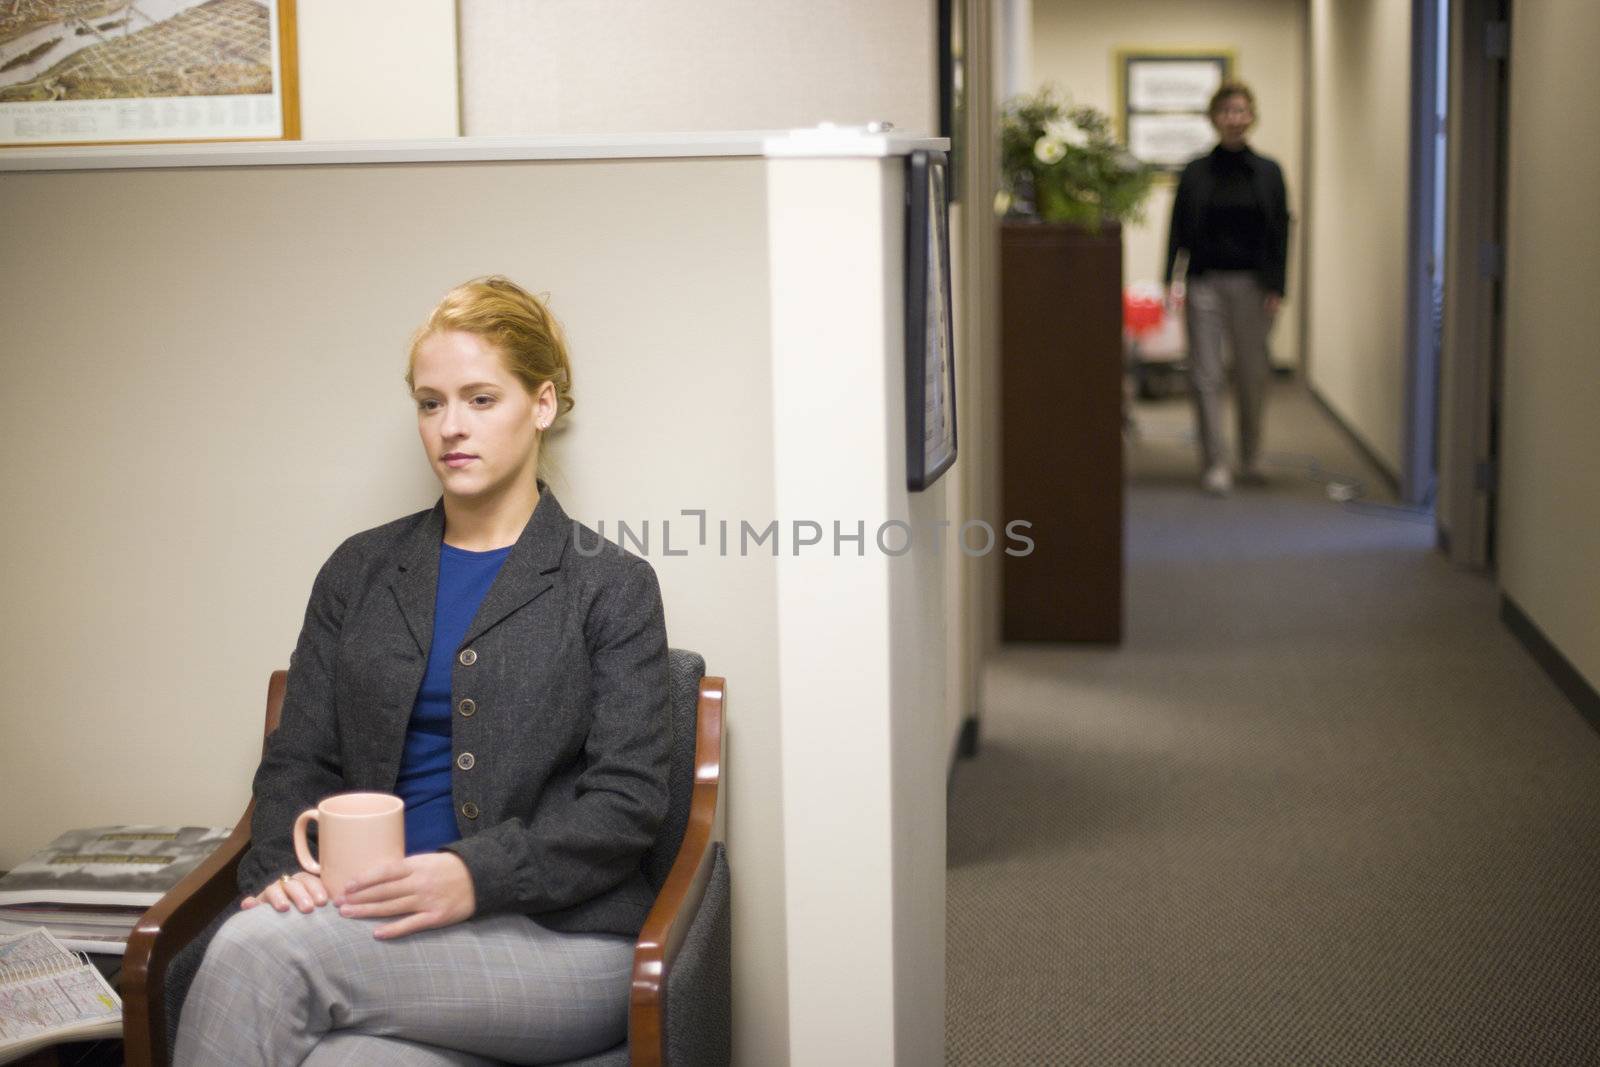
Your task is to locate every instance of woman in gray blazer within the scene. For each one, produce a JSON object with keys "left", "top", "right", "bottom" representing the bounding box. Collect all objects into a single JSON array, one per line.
[{"left": 175, "top": 277, "right": 672, "bottom": 1066}]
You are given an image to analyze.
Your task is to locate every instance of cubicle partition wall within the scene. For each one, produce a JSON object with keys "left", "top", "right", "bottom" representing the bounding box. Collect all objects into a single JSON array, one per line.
[{"left": 0, "top": 132, "right": 950, "bottom": 1066}]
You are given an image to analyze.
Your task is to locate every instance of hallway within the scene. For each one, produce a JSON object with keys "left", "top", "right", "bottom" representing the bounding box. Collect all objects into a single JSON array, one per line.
[{"left": 946, "top": 383, "right": 1600, "bottom": 1064}]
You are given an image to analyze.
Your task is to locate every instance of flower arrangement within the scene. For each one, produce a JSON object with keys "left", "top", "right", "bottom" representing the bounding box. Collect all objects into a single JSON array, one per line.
[{"left": 999, "top": 87, "right": 1155, "bottom": 230}]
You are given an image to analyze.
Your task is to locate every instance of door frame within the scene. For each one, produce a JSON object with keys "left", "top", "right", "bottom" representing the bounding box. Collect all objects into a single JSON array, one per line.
[
  {"left": 1437, "top": 0, "right": 1509, "bottom": 566},
  {"left": 1402, "top": 0, "right": 1448, "bottom": 507}
]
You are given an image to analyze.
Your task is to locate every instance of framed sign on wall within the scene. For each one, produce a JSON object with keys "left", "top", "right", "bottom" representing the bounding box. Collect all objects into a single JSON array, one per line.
[
  {"left": 905, "top": 149, "right": 957, "bottom": 492},
  {"left": 1115, "top": 49, "right": 1233, "bottom": 173},
  {"left": 0, "top": 0, "right": 300, "bottom": 147}
]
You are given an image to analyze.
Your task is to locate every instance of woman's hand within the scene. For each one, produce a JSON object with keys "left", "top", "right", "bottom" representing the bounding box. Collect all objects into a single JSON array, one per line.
[
  {"left": 336, "top": 852, "right": 478, "bottom": 940},
  {"left": 242, "top": 870, "right": 330, "bottom": 913},
  {"left": 1264, "top": 292, "right": 1283, "bottom": 317}
]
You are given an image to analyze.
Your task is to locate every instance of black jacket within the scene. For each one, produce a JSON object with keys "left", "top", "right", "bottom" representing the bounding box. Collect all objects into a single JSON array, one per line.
[
  {"left": 237, "top": 488, "right": 672, "bottom": 937},
  {"left": 1164, "top": 145, "right": 1291, "bottom": 297}
]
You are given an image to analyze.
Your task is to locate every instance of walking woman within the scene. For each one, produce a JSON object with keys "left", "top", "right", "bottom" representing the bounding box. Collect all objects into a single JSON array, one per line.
[
  {"left": 1165, "top": 80, "right": 1291, "bottom": 495},
  {"left": 174, "top": 276, "right": 671, "bottom": 1066}
]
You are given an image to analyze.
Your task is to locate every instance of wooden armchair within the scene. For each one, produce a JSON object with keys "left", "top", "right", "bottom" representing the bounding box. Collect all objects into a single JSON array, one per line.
[{"left": 122, "top": 649, "right": 730, "bottom": 1067}]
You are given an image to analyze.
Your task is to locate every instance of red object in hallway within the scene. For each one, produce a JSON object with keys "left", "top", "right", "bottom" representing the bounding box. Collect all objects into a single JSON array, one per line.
[{"left": 1123, "top": 286, "right": 1165, "bottom": 337}]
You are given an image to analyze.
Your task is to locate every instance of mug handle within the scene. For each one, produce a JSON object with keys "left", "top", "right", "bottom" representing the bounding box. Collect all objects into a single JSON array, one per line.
[{"left": 292, "top": 809, "right": 321, "bottom": 875}]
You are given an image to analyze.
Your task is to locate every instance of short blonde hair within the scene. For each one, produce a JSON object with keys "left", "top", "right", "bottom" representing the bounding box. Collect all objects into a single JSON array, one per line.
[
  {"left": 1209, "top": 80, "right": 1256, "bottom": 118},
  {"left": 406, "top": 276, "right": 575, "bottom": 421}
]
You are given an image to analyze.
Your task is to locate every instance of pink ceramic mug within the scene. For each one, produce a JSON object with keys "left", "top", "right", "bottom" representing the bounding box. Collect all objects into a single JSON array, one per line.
[{"left": 292, "top": 792, "right": 405, "bottom": 896}]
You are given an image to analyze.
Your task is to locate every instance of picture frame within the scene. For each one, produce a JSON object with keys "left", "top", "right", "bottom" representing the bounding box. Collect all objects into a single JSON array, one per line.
[
  {"left": 905, "top": 150, "right": 958, "bottom": 492},
  {"left": 1115, "top": 49, "right": 1233, "bottom": 173},
  {"left": 0, "top": 0, "right": 300, "bottom": 147}
]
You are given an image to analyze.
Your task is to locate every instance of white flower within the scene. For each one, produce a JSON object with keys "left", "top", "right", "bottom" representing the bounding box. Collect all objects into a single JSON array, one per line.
[
  {"left": 1060, "top": 122, "right": 1091, "bottom": 149},
  {"left": 1033, "top": 135, "right": 1066, "bottom": 165}
]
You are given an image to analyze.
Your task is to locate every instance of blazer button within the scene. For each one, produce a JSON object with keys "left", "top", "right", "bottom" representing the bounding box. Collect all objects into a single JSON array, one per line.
[
  {"left": 457, "top": 752, "right": 476, "bottom": 770},
  {"left": 461, "top": 802, "right": 479, "bottom": 820},
  {"left": 459, "top": 648, "right": 478, "bottom": 666},
  {"left": 458, "top": 698, "right": 476, "bottom": 717}
]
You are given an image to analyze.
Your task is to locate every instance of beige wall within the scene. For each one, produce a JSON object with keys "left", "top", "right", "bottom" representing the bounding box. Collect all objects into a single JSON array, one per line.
[
  {"left": 296, "top": 0, "right": 458, "bottom": 138},
  {"left": 1304, "top": 0, "right": 1411, "bottom": 473},
  {"left": 1497, "top": 3, "right": 1600, "bottom": 688},
  {"left": 458, "top": 0, "right": 938, "bottom": 137},
  {"left": 1032, "top": 0, "right": 1306, "bottom": 368}
]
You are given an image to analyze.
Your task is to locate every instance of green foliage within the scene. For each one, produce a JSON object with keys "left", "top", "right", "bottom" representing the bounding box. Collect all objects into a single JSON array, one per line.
[{"left": 999, "top": 87, "right": 1155, "bottom": 230}]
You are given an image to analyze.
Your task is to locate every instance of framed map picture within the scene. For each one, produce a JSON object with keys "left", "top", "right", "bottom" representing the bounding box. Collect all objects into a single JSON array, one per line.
[
  {"left": 1116, "top": 49, "right": 1233, "bottom": 172},
  {"left": 0, "top": 0, "right": 299, "bottom": 147}
]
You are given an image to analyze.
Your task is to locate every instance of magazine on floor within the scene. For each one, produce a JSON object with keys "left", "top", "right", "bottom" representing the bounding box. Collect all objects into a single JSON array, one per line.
[{"left": 0, "top": 925, "right": 121, "bottom": 1064}]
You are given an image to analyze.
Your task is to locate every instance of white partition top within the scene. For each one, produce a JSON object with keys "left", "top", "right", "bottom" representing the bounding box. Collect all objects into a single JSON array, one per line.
[{"left": 0, "top": 128, "right": 948, "bottom": 172}]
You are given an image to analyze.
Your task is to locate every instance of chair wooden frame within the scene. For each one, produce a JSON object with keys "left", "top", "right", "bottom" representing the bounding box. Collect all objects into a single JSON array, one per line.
[{"left": 121, "top": 669, "right": 726, "bottom": 1067}]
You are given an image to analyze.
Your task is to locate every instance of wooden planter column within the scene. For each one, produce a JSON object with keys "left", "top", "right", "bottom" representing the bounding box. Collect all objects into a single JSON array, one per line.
[{"left": 1000, "top": 219, "right": 1124, "bottom": 644}]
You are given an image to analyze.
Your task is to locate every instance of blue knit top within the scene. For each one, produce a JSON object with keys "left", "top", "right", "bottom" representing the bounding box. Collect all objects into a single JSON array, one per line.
[{"left": 396, "top": 541, "right": 512, "bottom": 854}]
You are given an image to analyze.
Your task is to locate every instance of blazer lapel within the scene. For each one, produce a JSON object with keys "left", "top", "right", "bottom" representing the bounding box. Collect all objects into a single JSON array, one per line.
[
  {"left": 460, "top": 486, "right": 570, "bottom": 649},
  {"left": 388, "top": 500, "right": 447, "bottom": 656}
]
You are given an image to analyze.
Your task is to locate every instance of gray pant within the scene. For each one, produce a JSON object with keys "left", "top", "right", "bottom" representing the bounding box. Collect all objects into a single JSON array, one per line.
[
  {"left": 1183, "top": 270, "right": 1275, "bottom": 471},
  {"left": 173, "top": 901, "right": 634, "bottom": 1066}
]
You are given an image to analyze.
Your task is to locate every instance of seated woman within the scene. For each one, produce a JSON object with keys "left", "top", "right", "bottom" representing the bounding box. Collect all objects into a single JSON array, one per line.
[{"left": 174, "top": 277, "right": 671, "bottom": 1066}]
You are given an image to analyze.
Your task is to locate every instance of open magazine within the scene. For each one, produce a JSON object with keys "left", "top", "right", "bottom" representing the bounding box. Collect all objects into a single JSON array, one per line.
[{"left": 0, "top": 926, "right": 121, "bottom": 1064}]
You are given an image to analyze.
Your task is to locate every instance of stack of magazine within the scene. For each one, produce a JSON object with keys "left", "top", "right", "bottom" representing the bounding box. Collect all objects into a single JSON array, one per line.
[{"left": 0, "top": 826, "right": 232, "bottom": 955}]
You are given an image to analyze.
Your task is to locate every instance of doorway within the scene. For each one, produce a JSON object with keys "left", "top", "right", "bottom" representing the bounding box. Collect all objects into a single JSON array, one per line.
[{"left": 1437, "top": 0, "right": 1511, "bottom": 567}]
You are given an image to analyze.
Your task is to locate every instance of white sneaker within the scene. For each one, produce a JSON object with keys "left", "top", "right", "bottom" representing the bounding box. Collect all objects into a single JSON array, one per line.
[{"left": 1202, "top": 465, "right": 1232, "bottom": 496}]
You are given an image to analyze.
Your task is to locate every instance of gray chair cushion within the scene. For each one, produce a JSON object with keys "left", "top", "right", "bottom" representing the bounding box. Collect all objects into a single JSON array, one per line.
[
  {"left": 558, "top": 847, "right": 730, "bottom": 1067},
  {"left": 645, "top": 649, "right": 707, "bottom": 892},
  {"left": 665, "top": 843, "right": 732, "bottom": 1067}
]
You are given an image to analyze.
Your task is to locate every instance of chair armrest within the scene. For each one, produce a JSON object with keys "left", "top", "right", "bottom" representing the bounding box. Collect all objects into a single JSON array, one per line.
[
  {"left": 121, "top": 809, "right": 252, "bottom": 1067},
  {"left": 123, "top": 670, "right": 284, "bottom": 1067},
  {"left": 629, "top": 675, "right": 725, "bottom": 1067}
]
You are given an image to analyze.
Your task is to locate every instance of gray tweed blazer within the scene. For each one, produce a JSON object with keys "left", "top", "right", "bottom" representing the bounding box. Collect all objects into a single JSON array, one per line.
[{"left": 236, "top": 488, "right": 671, "bottom": 937}]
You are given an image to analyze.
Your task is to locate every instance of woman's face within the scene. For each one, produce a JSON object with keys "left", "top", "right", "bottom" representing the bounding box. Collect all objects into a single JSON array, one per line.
[
  {"left": 1211, "top": 94, "right": 1255, "bottom": 148},
  {"left": 411, "top": 329, "right": 556, "bottom": 506}
]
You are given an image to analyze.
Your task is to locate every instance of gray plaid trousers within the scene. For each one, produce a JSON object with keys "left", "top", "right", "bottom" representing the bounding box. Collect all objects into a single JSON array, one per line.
[{"left": 173, "top": 902, "right": 633, "bottom": 1066}]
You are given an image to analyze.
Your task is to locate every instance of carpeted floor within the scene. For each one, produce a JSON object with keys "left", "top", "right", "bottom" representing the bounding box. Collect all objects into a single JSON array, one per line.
[{"left": 946, "top": 383, "right": 1600, "bottom": 1065}]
